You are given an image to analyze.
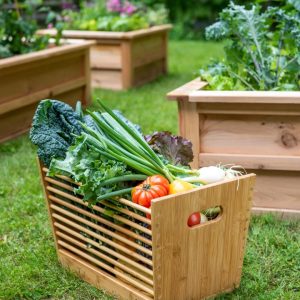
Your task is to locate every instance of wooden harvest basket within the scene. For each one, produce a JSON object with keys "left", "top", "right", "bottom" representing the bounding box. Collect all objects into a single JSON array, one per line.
[
  {"left": 0, "top": 41, "right": 93, "bottom": 143},
  {"left": 37, "top": 25, "right": 172, "bottom": 90},
  {"left": 168, "top": 78, "right": 300, "bottom": 220},
  {"left": 39, "top": 160, "right": 255, "bottom": 300}
]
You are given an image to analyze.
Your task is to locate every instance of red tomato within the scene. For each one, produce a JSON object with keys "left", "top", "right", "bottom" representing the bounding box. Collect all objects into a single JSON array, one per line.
[
  {"left": 187, "top": 212, "right": 201, "bottom": 227},
  {"left": 132, "top": 175, "right": 169, "bottom": 208}
]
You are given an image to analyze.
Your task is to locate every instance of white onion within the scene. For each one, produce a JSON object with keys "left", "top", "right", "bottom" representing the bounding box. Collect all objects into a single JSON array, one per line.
[{"left": 198, "top": 166, "right": 226, "bottom": 184}]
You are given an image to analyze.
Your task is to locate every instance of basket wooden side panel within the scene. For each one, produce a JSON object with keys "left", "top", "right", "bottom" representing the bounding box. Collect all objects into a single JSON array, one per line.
[
  {"left": 39, "top": 162, "right": 154, "bottom": 300},
  {"left": 151, "top": 174, "right": 256, "bottom": 300}
]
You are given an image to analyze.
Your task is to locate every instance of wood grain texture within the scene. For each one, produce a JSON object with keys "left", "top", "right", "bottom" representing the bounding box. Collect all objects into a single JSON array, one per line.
[
  {"left": 168, "top": 78, "right": 300, "bottom": 218},
  {"left": 0, "top": 42, "right": 91, "bottom": 143},
  {"left": 40, "top": 159, "right": 255, "bottom": 299},
  {"left": 38, "top": 26, "right": 171, "bottom": 90},
  {"left": 151, "top": 174, "right": 256, "bottom": 300}
]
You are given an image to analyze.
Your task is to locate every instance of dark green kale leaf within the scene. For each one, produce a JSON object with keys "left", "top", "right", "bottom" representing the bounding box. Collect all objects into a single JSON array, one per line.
[
  {"left": 29, "top": 99, "right": 82, "bottom": 166},
  {"left": 145, "top": 131, "right": 193, "bottom": 167}
]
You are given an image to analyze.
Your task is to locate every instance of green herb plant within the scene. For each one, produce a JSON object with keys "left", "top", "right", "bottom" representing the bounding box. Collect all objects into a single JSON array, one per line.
[
  {"left": 199, "top": 2, "right": 300, "bottom": 91},
  {"left": 0, "top": 0, "right": 49, "bottom": 59}
]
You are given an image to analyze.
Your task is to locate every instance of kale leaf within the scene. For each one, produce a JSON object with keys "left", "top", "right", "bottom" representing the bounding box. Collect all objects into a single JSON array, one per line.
[
  {"left": 145, "top": 131, "right": 193, "bottom": 167},
  {"left": 200, "top": 2, "right": 300, "bottom": 91},
  {"left": 29, "top": 99, "right": 82, "bottom": 166}
]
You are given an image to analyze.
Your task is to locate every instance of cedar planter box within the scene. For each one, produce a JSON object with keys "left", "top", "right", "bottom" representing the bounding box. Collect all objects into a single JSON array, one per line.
[
  {"left": 168, "top": 78, "right": 300, "bottom": 219},
  {"left": 0, "top": 41, "right": 93, "bottom": 143},
  {"left": 38, "top": 25, "right": 172, "bottom": 90},
  {"left": 39, "top": 160, "right": 255, "bottom": 300}
]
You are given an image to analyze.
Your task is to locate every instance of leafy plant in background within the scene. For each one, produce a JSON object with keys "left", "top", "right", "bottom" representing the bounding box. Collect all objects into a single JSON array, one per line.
[
  {"left": 58, "top": 0, "right": 168, "bottom": 32},
  {"left": 0, "top": 0, "right": 49, "bottom": 58},
  {"left": 199, "top": 2, "right": 300, "bottom": 91}
]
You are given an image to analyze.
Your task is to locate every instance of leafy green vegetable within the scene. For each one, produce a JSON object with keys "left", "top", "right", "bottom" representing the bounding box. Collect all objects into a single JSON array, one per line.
[
  {"left": 199, "top": 2, "right": 300, "bottom": 91},
  {"left": 49, "top": 135, "right": 140, "bottom": 205},
  {"left": 145, "top": 131, "right": 194, "bottom": 167},
  {"left": 58, "top": 0, "right": 168, "bottom": 32},
  {"left": 0, "top": 1, "right": 49, "bottom": 58},
  {"left": 29, "top": 100, "right": 82, "bottom": 166}
]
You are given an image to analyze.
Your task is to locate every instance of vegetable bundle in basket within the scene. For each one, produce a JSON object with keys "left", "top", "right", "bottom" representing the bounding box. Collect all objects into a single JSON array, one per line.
[{"left": 30, "top": 99, "right": 243, "bottom": 224}]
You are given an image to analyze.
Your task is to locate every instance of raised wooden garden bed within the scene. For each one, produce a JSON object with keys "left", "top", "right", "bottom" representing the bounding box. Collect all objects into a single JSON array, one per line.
[
  {"left": 39, "top": 159, "right": 255, "bottom": 300},
  {"left": 168, "top": 78, "right": 300, "bottom": 219},
  {"left": 38, "top": 25, "right": 172, "bottom": 90},
  {"left": 0, "top": 41, "right": 93, "bottom": 143}
]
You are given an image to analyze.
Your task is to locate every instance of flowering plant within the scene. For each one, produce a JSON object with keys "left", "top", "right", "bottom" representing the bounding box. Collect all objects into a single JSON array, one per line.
[{"left": 60, "top": 0, "right": 168, "bottom": 32}]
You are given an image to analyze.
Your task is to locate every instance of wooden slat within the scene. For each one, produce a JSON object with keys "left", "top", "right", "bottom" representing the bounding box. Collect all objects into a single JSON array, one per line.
[
  {"left": 119, "top": 198, "right": 151, "bottom": 215},
  {"left": 58, "top": 249, "right": 153, "bottom": 300},
  {"left": 102, "top": 200, "right": 151, "bottom": 226},
  {"left": 52, "top": 213, "right": 152, "bottom": 267},
  {"left": 189, "top": 90, "right": 300, "bottom": 104},
  {"left": 91, "top": 69, "right": 122, "bottom": 90},
  {"left": 151, "top": 174, "right": 256, "bottom": 300},
  {"left": 199, "top": 153, "right": 300, "bottom": 171},
  {"left": 54, "top": 221, "right": 153, "bottom": 276},
  {"left": 47, "top": 186, "right": 152, "bottom": 236},
  {"left": 90, "top": 44, "right": 122, "bottom": 69},
  {"left": 56, "top": 231, "right": 153, "bottom": 286},
  {"left": 252, "top": 207, "right": 300, "bottom": 220},
  {"left": 167, "top": 78, "right": 208, "bottom": 100},
  {"left": 51, "top": 204, "right": 152, "bottom": 256},
  {"left": 45, "top": 177, "right": 75, "bottom": 192},
  {"left": 58, "top": 240, "right": 154, "bottom": 296},
  {"left": 49, "top": 194, "right": 152, "bottom": 246},
  {"left": 42, "top": 168, "right": 80, "bottom": 186},
  {"left": 0, "top": 41, "right": 94, "bottom": 70},
  {"left": 37, "top": 25, "right": 172, "bottom": 41}
]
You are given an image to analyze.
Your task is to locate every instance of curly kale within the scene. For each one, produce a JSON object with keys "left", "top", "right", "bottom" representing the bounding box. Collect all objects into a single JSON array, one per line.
[
  {"left": 29, "top": 99, "right": 82, "bottom": 166},
  {"left": 200, "top": 2, "right": 300, "bottom": 91}
]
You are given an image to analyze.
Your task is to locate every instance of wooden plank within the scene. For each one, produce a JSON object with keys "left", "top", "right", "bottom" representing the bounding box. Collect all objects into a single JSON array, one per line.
[
  {"left": 91, "top": 69, "right": 122, "bottom": 90},
  {"left": 200, "top": 114, "right": 300, "bottom": 156},
  {"left": 199, "top": 153, "right": 300, "bottom": 171},
  {"left": 252, "top": 207, "right": 300, "bottom": 220},
  {"left": 131, "top": 33, "right": 165, "bottom": 68},
  {"left": 37, "top": 160, "right": 60, "bottom": 253},
  {"left": 151, "top": 175, "right": 256, "bottom": 300},
  {"left": 90, "top": 44, "right": 122, "bottom": 69},
  {"left": 0, "top": 41, "right": 94, "bottom": 70},
  {"left": 132, "top": 59, "right": 165, "bottom": 87},
  {"left": 251, "top": 169, "right": 300, "bottom": 211},
  {"left": 58, "top": 249, "right": 152, "bottom": 300},
  {"left": 121, "top": 40, "right": 133, "bottom": 89},
  {"left": 189, "top": 90, "right": 300, "bottom": 104},
  {"left": 177, "top": 100, "right": 201, "bottom": 168},
  {"left": 196, "top": 102, "right": 300, "bottom": 116},
  {"left": 167, "top": 78, "right": 208, "bottom": 100},
  {"left": 37, "top": 24, "right": 172, "bottom": 41}
]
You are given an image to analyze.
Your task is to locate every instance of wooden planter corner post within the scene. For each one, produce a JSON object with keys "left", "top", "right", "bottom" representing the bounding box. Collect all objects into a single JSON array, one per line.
[
  {"left": 0, "top": 41, "right": 93, "bottom": 143},
  {"left": 167, "top": 78, "right": 300, "bottom": 219},
  {"left": 38, "top": 159, "right": 255, "bottom": 300},
  {"left": 37, "top": 25, "right": 172, "bottom": 90}
]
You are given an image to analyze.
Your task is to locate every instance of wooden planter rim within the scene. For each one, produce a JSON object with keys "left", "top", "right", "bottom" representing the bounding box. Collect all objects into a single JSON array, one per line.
[
  {"left": 37, "top": 24, "right": 172, "bottom": 41},
  {"left": 0, "top": 40, "right": 95, "bottom": 70},
  {"left": 167, "top": 78, "right": 300, "bottom": 104}
]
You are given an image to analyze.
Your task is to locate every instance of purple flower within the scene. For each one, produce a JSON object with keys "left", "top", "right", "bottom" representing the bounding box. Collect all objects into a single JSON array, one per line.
[
  {"left": 47, "top": 23, "right": 53, "bottom": 29},
  {"left": 122, "top": 1, "right": 136, "bottom": 15},
  {"left": 106, "top": 0, "right": 122, "bottom": 13}
]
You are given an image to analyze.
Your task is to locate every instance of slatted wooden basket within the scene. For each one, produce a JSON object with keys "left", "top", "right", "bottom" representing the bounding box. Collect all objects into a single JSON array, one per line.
[{"left": 39, "top": 160, "right": 255, "bottom": 300}]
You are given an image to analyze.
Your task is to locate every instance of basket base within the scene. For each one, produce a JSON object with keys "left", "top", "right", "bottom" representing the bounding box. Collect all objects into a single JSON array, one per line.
[{"left": 58, "top": 248, "right": 152, "bottom": 300}]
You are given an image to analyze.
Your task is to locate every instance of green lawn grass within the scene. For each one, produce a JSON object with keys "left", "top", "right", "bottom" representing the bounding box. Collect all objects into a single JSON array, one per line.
[{"left": 0, "top": 40, "right": 299, "bottom": 300}]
